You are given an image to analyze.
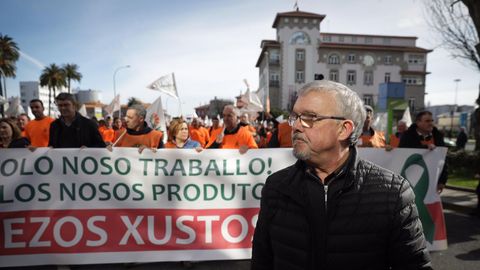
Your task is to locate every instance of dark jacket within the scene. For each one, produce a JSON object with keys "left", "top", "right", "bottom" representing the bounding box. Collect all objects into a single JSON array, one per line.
[
  {"left": 49, "top": 113, "right": 106, "bottom": 148},
  {"left": 455, "top": 131, "right": 468, "bottom": 149},
  {"left": 8, "top": 137, "right": 30, "bottom": 148},
  {"left": 398, "top": 124, "right": 448, "bottom": 185},
  {"left": 251, "top": 147, "right": 432, "bottom": 270}
]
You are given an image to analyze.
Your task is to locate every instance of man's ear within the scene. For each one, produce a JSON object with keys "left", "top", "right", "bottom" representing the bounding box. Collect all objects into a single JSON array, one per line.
[{"left": 339, "top": 120, "right": 354, "bottom": 141}]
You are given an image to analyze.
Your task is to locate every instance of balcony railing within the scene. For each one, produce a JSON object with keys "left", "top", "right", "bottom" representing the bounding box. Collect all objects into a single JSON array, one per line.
[
  {"left": 269, "top": 59, "right": 280, "bottom": 65},
  {"left": 269, "top": 80, "right": 280, "bottom": 87}
]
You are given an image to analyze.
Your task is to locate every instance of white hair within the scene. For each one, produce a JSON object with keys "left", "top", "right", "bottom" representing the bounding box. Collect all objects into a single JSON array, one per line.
[{"left": 298, "top": 80, "right": 366, "bottom": 145}]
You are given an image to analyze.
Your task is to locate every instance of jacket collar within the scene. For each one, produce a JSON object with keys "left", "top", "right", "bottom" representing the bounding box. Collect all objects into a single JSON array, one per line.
[
  {"left": 127, "top": 122, "right": 152, "bottom": 135},
  {"left": 274, "top": 146, "right": 359, "bottom": 205}
]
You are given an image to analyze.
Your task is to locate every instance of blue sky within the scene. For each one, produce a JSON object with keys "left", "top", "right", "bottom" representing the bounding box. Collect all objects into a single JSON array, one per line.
[{"left": 1, "top": 0, "right": 478, "bottom": 116}]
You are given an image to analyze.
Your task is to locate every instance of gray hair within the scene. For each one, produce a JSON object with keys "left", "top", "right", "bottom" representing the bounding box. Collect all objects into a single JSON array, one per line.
[
  {"left": 223, "top": 104, "right": 240, "bottom": 116},
  {"left": 128, "top": 104, "right": 147, "bottom": 120},
  {"left": 298, "top": 80, "right": 366, "bottom": 145}
]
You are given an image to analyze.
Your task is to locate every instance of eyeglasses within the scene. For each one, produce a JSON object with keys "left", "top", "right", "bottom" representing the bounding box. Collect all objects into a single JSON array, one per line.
[{"left": 288, "top": 113, "right": 346, "bottom": 128}]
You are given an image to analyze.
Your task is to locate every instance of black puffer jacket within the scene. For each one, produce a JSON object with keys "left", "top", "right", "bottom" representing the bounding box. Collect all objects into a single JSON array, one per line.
[{"left": 251, "top": 147, "right": 432, "bottom": 270}]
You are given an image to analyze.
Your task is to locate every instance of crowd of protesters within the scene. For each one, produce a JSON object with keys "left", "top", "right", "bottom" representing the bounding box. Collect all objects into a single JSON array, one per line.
[
  {"left": 3, "top": 92, "right": 478, "bottom": 201},
  {"left": 0, "top": 93, "right": 294, "bottom": 152}
]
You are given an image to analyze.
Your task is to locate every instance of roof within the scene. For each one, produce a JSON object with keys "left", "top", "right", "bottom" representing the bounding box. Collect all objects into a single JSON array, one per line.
[
  {"left": 272, "top": 10, "right": 326, "bottom": 28},
  {"left": 321, "top": 32, "right": 418, "bottom": 40},
  {"left": 400, "top": 70, "right": 431, "bottom": 75},
  {"left": 256, "top": 40, "right": 281, "bottom": 67},
  {"left": 319, "top": 43, "right": 433, "bottom": 53}
]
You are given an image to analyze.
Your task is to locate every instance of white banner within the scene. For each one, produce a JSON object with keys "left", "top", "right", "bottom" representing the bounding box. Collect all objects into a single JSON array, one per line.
[{"left": 0, "top": 147, "right": 447, "bottom": 267}]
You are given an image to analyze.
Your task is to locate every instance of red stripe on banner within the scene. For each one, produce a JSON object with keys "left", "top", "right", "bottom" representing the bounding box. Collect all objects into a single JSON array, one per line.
[
  {"left": 0, "top": 208, "right": 259, "bottom": 255},
  {"left": 426, "top": 202, "right": 447, "bottom": 240}
]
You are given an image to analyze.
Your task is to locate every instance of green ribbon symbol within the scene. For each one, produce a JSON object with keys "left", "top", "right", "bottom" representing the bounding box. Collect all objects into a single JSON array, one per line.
[{"left": 400, "top": 154, "right": 435, "bottom": 243}]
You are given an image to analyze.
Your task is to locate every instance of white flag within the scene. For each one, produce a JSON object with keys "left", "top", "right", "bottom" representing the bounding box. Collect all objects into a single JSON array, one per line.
[
  {"left": 241, "top": 88, "right": 264, "bottom": 112},
  {"left": 27, "top": 106, "right": 35, "bottom": 119},
  {"left": 401, "top": 107, "right": 412, "bottom": 127},
  {"left": 105, "top": 94, "right": 120, "bottom": 115},
  {"left": 147, "top": 73, "right": 179, "bottom": 99},
  {"left": 0, "top": 95, "right": 6, "bottom": 105},
  {"left": 78, "top": 104, "right": 87, "bottom": 117},
  {"left": 5, "top": 97, "right": 25, "bottom": 117},
  {"left": 146, "top": 96, "right": 167, "bottom": 142}
]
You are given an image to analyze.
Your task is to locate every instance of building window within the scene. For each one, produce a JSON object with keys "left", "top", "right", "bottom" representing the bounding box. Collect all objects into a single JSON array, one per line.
[
  {"left": 408, "top": 98, "right": 416, "bottom": 112},
  {"left": 384, "top": 73, "right": 391, "bottom": 83},
  {"left": 269, "top": 51, "right": 280, "bottom": 64},
  {"left": 328, "top": 54, "right": 340, "bottom": 64},
  {"left": 384, "top": 55, "right": 392, "bottom": 65},
  {"left": 322, "top": 35, "right": 332, "bottom": 42},
  {"left": 403, "top": 77, "right": 423, "bottom": 85},
  {"left": 270, "top": 73, "right": 280, "bottom": 87},
  {"left": 363, "top": 95, "right": 373, "bottom": 106},
  {"left": 352, "top": 36, "right": 357, "bottom": 43},
  {"left": 347, "top": 53, "right": 356, "bottom": 63},
  {"left": 339, "top": 36, "right": 344, "bottom": 42},
  {"left": 290, "top": 31, "right": 311, "bottom": 45},
  {"left": 296, "top": 71, "right": 305, "bottom": 83},
  {"left": 408, "top": 54, "right": 424, "bottom": 64},
  {"left": 270, "top": 51, "right": 280, "bottom": 60},
  {"left": 296, "top": 50, "right": 305, "bottom": 61},
  {"left": 383, "top": 38, "right": 391, "bottom": 45},
  {"left": 365, "top": 37, "right": 373, "bottom": 44},
  {"left": 347, "top": 70, "right": 356, "bottom": 85},
  {"left": 329, "top": 70, "right": 339, "bottom": 82},
  {"left": 364, "top": 71, "right": 374, "bottom": 85}
]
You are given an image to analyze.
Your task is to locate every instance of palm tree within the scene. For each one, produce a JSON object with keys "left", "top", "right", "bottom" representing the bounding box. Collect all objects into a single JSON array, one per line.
[
  {"left": 62, "top": 63, "right": 82, "bottom": 94},
  {"left": 0, "top": 34, "right": 20, "bottom": 117},
  {"left": 40, "top": 64, "right": 66, "bottom": 116}
]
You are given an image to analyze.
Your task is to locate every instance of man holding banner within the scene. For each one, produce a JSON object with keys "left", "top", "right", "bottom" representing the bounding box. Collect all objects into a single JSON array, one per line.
[
  {"left": 252, "top": 81, "right": 432, "bottom": 269},
  {"left": 208, "top": 104, "right": 258, "bottom": 153},
  {"left": 399, "top": 110, "right": 448, "bottom": 194},
  {"left": 114, "top": 104, "right": 164, "bottom": 152}
]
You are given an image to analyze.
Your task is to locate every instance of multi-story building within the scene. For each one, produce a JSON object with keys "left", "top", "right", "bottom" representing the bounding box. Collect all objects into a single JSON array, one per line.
[
  {"left": 256, "top": 9, "right": 432, "bottom": 112},
  {"left": 194, "top": 97, "right": 233, "bottom": 119},
  {"left": 19, "top": 81, "right": 67, "bottom": 116}
]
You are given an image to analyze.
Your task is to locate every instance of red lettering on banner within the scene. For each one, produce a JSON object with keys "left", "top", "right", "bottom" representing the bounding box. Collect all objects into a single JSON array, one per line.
[{"left": 0, "top": 208, "right": 259, "bottom": 255}]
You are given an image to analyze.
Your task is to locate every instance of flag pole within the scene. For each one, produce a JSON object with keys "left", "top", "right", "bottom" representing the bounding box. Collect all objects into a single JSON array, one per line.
[{"left": 172, "top": 72, "right": 182, "bottom": 116}]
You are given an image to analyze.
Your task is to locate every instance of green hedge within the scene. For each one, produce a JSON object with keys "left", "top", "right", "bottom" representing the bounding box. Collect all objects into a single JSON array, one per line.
[{"left": 447, "top": 150, "right": 480, "bottom": 176}]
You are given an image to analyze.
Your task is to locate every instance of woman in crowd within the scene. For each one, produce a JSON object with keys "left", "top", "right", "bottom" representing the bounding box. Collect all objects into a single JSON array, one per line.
[
  {"left": 0, "top": 118, "right": 30, "bottom": 148},
  {"left": 165, "top": 118, "right": 202, "bottom": 151}
]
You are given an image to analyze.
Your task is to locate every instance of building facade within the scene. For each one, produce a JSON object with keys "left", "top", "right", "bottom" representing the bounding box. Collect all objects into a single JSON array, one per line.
[
  {"left": 19, "top": 81, "right": 67, "bottom": 116},
  {"left": 76, "top": 89, "right": 102, "bottom": 104},
  {"left": 256, "top": 9, "right": 432, "bottom": 112},
  {"left": 194, "top": 97, "right": 233, "bottom": 119}
]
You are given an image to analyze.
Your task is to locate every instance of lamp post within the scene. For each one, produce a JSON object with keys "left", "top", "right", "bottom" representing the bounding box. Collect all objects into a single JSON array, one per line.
[
  {"left": 113, "top": 65, "right": 130, "bottom": 119},
  {"left": 450, "top": 78, "right": 461, "bottom": 138}
]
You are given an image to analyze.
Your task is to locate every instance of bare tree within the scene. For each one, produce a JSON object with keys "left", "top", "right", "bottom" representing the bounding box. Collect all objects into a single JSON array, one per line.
[
  {"left": 425, "top": 0, "right": 479, "bottom": 70},
  {"left": 425, "top": 0, "right": 480, "bottom": 150}
]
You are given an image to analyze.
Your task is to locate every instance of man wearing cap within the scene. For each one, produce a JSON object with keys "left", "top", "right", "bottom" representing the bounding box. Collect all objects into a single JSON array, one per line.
[{"left": 358, "top": 105, "right": 386, "bottom": 148}]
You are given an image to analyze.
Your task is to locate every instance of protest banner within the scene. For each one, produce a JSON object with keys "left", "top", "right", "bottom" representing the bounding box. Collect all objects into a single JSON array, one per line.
[{"left": 0, "top": 147, "right": 447, "bottom": 267}]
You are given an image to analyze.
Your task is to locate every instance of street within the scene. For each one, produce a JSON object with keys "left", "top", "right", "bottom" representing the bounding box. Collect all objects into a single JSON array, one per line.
[{"left": 430, "top": 209, "right": 480, "bottom": 270}]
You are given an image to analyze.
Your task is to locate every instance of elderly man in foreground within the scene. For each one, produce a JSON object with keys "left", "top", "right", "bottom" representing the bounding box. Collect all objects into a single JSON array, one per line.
[{"left": 251, "top": 80, "right": 432, "bottom": 270}]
